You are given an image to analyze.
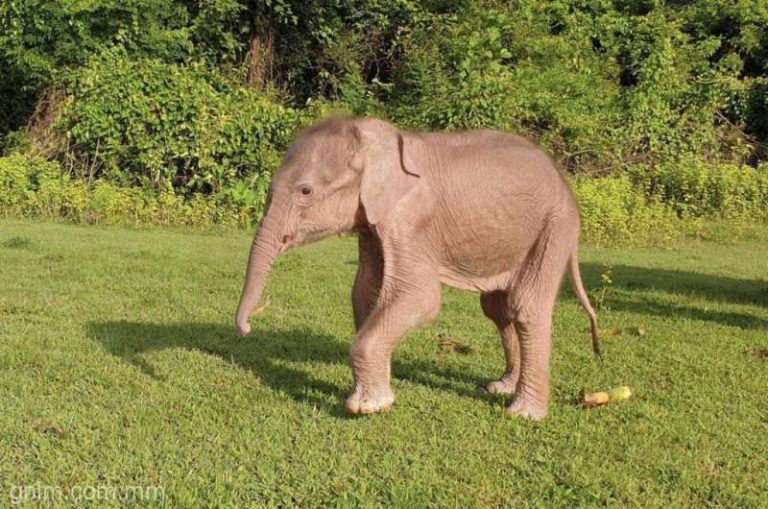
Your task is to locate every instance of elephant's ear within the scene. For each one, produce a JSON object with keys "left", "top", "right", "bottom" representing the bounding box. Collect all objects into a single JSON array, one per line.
[{"left": 352, "top": 121, "right": 421, "bottom": 225}]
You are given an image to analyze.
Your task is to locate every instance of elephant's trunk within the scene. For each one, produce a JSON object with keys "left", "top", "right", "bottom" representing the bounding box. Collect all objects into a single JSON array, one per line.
[{"left": 235, "top": 207, "right": 284, "bottom": 336}]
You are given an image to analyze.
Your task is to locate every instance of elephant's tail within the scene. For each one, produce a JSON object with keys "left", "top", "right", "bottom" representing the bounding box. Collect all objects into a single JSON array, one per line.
[{"left": 569, "top": 251, "right": 602, "bottom": 357}]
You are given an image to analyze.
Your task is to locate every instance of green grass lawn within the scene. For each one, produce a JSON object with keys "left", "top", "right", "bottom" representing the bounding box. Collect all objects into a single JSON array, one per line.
[{"left": 1, "top": 219, "right": 766, "bottom": 508}]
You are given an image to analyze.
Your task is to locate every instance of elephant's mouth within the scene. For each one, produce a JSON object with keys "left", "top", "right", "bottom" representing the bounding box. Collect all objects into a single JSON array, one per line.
[{"left": 289, "top": 224, "right": 328, "bottom": 248}]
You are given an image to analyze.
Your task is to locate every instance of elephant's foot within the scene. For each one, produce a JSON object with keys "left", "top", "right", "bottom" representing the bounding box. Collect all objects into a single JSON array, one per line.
[
  {"left": 345, "top": 384, "right": 394, "bottom": 414},
  {"left": 485, "top": 375, "right": 518, "bottom": 395},
  {"left": 505, "top": 395, "right": 548, "bottom": 420}
]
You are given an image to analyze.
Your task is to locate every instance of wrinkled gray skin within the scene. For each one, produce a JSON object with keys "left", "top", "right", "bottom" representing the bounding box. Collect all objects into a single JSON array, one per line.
[{"left": 235, "top": 117, "right": 600, "bottom": 420}]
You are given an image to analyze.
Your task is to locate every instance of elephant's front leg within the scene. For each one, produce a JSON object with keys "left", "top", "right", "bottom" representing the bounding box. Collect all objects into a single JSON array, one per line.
[
  {"left": 346, "top": 258, "right": 441, "bottom": 414},
  {"left": 351, "top": 231, "right": 384, "bottom": 331}
]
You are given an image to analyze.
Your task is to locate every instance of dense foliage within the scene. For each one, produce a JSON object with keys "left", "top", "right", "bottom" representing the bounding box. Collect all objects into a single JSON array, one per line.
[
  {"left": 1, "top": 0, "right": 767, "bottom": 240},
  {"left": 59, "top": 52, "right": 301, "bottom": 209}
]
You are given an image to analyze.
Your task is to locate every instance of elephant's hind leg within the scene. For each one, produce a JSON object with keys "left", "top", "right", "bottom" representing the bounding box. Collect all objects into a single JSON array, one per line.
[
  {"left": 506, "top": 222, "right": 577, "bottom": 420},
  {"left": 480, "top": 290, "right": 520, "bottom": 395}
]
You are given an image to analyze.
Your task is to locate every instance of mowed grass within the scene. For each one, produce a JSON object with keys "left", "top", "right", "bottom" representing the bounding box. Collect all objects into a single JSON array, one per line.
[{"left": 1, "top": 219, "right": 766, "bottom": 508}]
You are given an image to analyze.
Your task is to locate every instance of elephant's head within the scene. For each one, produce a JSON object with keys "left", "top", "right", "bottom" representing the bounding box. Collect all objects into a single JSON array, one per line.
[{"left": 235, "top": 117, "right": 422, "bottom": 335}]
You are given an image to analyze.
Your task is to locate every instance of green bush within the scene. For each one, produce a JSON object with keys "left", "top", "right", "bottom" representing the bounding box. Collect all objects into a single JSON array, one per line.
[
  {"left": 0, "top": 154, "right": 252, "bottom": 228},
  {"left": 643, "top": 160, "right": 768, "bottom": 219},
  {"left": 391, "top": 10, "right": 520, "bottom": 131},
  {"left": 0, "top": 0, "right": 246, "bottom": 142},
  {"left": 573, "top": 162, "right": 768, "bottom": 245},
  {"left": 0, "top": 153, "right": 87, "bottom": 219},
  {"left": 0, "top": 153, "right": 31, "bottom": 214},
  {"left": 57, "top": 52, "right": 300, "bottom": 206},
  {"left": 385, "top": 3, "right": 736, "bottom": 171},
  {"left": 573, "top": 175, "right": 685, "bottom": 246}
]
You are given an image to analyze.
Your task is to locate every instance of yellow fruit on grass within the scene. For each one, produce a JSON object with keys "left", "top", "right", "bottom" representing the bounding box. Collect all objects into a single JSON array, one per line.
[
  {"left": 607, "top": 386, "right": 632, "bottom": 401},
  {"left": 579, "top": 386, "right": 632, "bottom": 408}
]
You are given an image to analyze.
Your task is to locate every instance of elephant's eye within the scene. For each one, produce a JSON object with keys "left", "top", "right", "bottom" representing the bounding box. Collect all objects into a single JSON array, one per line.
[{"left": 299, "top": 184, "right": 313, "bottom": 196}]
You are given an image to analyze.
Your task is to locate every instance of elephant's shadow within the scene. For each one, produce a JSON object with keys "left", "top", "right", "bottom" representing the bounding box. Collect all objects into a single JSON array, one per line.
[{"left": 86, "top": 321, "right": 497, "bottom": 418}]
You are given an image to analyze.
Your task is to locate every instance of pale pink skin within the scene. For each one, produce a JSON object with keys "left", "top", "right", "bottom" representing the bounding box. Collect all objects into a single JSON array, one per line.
[{"left": 235, "top": 117, "right": 599, "bottom": 420}]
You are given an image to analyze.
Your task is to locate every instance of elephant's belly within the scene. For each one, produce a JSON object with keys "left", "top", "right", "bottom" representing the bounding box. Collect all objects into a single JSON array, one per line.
[
  {"left": 427, "top": 196, "right": 544, "bottom": 292},
  {"left": 438, "top": 267, "right": 514, "bottom": 293},
  {"left": 434, "top": 230, "right": 533, "bottom": 292}
]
